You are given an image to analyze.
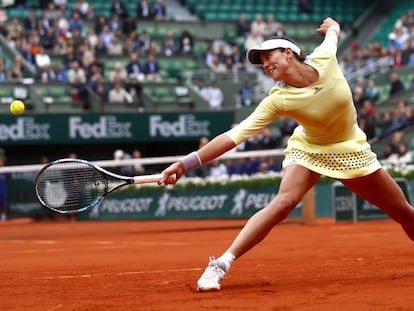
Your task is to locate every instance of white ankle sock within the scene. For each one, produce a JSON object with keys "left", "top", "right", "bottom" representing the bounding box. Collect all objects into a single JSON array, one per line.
[{"left": 217, "top": 251, "right": 236, "bottom": 272}]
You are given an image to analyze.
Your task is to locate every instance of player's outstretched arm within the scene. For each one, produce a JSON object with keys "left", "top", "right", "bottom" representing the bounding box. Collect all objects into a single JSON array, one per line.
[{"left": 160, "top": 134, "right": 236, "bottom": 185}]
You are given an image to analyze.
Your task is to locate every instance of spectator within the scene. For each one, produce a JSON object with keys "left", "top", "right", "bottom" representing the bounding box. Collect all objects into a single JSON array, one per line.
[
  {"left": 126, "top": 52, "right": 145, "bottom": 80},
  {"left": 70, "top": 28, "right": 84, "bottom": 50},
  {"left": 80, "top": 38, "right": 95, "bottom": 68},
  {"left": 258, "top": 127, "right": 280, "bottom": 149},
  {"left": 193, "top": 79, "right": 210, "bottom": 101},
  {"left": 87, "top": 54, "right": 105, "bottom": 80},
  {"left": 132, "top": 149, "right": 145, "bottom": 175},
  {"left": 279, "top": 117, "right": 298, "bottom": 143},
  {"left": 250, "top": 14, "right": 266, "bottom": 42},
  {"left": 68, "top": 10, "right": 84, "bottom": 34},
  {"left": 67, "top": 59, "right": 86, "bottom": 84},
  {"left": 143, "top": 53, "right": 161, "bottom": 81},
  {"left": 40, "top": 27, "right": 57, "bottom": 53},
  {"left": 388, "top": 130, "right": 406, "bottom": 154},
  {"left": 53, "top": 35, "right": 68, "bottom": 55},
  {"left": 23, "top": 7, "right": 38, "bottom": 37},
  {"left": 35, "top": 46, "right": 51, "bottom": 69},
  {"left": 37, "top": 63, "right": 54, "bottom": 83},
  {"left": 90, "top": 78, "right": 107, "bottom": 104},
  {"left": 113, "top": 149, "right": 134, "bottom": 175},
  {"left": 94, "top": 14, "right": 107, "bottom": 35},
  {"left": 216, "top": 43, "right": 228, "bottom": 64},
  {"left": 207, "top": 80, "right": 223, "bottom": 111},
  {"left": 386, "top": 32, "right": 403, "bottom": 52},
  {"left": 382, "top": 142, "right": 413, "bottom": 166},
  {"left": 107, "top": 35, "right": 123, "bottom": 55},
  {"left": 405, "top": 106, "right": 414, "bottom": 126},
  {"left": 239, "top": 80, "right": 254, "bottom": 107},
  {"left": 364, "top": 79, "right": 379, "bottom": 103},
  {"left": 401, "top": 41, "right": 412, "bottom": 65},
  {"left": 100, "top": 24, "right": 114, "bottom": 49},
  {"left": 244, "top": 31, "right": 264, "bottom": 51},
  {"left": 51, "top": 63, "right": 68, "bottom": 83},
  {"left": 378, "top": 111, "right": 397, "bottom": 139},
  {"left": 209, "top": 159, "right": 228, "bottom": 178},
  {"left": 389, "top": 72, "right": 405, "bottom": 96},
  {"left": 125, "top": 75, "right": 144, "bottom": 111},
  {"left": 229, "top": 44, "right": 245, "bottom": 71},
  {"left": 162, "top": 30, "right": 178, "bottom": 56},
  {"left": 0, "top": 58, "right": 7, "bottom": 83},
  {"left": 7, "top": 56, "right": 24, "bottom": 82},
  {"left": 8, "top": 17, "right": 24, "bottom": 42},
  {"left": 22, "top": 44, "right": 36, "bottom": 67},
  {"left": 122, "top": 16, "right": 137, "bottom": 37},
  {"left": 55, "top": 10, "right": 70, "bottom": 37},
  {"left": 69, "top": 75, "right": 89, "bottom": 109},
  {"left": 108, "top": 13, "right": 123, "bottom": 36},
  {"left": 236, "top": 13, "right": 250, "bottom": 38},
  {"left": 152, "top": 0, "right": 167, "bottom": 21},
  {"left": 74, "top": 0, "right": 91, "bottom": 19},
  {"left": 139, "top": 29, "right": 152, "bottom": 54},
  {"left": 94, "top": 36, "right": 108, "bottom": 55},
  {"left": 224, "top": 56, "right": 235, "bottom": 72},
  {"left": 108, "top": 61, "right": 127, "bottom": 83},
  {"left": 108, "top": 79, "right": 133, "bottom": 104},
  {"left": 226, "top": 158, "right": 242, "bottom": 175},
  {"left": 358, "top": 99, "right": 377, "bottom": 138},
  {"left": 179, "top": 30, "right": 193, "bottom": 55},
  {"left": 352, "top": 85, "right": 365, "bottom": 111},
  {"left": 110, "top": 0, "right": 128, "bottom": 20},
  {"left": 209, "top": 55, "right": 227, "bottom": 73},
  {"left": 137, "top": 0, "right": 153, "bottom": 20},
  {"left": 265, "top": 13, "right": 284, "bottom": 38},
  {"left": 202, "top": 44, "right": 215, "bottom": 67}
]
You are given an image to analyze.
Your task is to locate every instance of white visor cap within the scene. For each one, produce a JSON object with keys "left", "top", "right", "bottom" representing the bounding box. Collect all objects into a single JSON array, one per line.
[{"left": 246, "top": 39, "right": 301, "bottom": 65}]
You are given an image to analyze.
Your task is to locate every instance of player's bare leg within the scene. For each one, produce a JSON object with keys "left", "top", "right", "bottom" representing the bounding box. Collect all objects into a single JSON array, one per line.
[
  {"left": 226, "top": 165, "right": 321, "bottom": 258},
  {"left": 197, "top": 165, "right": 321, "bottom": 291},
  {"left": 339, "top": 168, "right": 414, "bottom": 241}
]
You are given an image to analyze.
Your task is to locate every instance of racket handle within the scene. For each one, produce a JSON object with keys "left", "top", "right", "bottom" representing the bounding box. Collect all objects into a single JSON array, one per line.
[{"left": 133, "top": 174, "right": 164, "bottom": 184}]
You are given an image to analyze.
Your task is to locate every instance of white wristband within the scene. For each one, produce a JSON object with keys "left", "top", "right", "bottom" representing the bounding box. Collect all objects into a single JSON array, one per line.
[
  {"left": 179, "top": 151, "right": 202, "bottom": 172},
  {"left": 327, "top": 24, "right": 340, "bottom": 35}
]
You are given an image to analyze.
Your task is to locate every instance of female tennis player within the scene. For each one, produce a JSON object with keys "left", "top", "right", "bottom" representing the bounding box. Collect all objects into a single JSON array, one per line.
[{"left": 160, "top": 17, "right": 414, "bottom": 291}]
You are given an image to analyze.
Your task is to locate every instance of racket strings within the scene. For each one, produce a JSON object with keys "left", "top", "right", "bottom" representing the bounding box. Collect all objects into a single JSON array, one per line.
[{"left": 36, "top": 162, "right": 107, "bottom": 212}]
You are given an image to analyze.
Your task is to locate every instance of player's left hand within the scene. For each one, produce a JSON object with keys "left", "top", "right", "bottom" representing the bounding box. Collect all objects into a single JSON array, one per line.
[{"left": 316, "top": 17, "right": 340, "bottom": 34}]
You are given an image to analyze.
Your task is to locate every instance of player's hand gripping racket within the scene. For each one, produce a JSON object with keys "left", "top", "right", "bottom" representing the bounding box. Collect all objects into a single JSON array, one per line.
[{"left": 35, "top": 158, "right": 170, "bottom": 214}]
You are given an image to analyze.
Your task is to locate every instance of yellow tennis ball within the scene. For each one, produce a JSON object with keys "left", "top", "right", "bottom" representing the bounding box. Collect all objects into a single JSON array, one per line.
[{"left": 10, "top": 100, "right": 25, "bottom": 115}]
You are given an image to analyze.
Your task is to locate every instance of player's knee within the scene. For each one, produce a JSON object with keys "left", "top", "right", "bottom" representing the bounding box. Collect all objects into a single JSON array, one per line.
[{"left": 270, "top": 195, "right": 299, "bottom": 219}]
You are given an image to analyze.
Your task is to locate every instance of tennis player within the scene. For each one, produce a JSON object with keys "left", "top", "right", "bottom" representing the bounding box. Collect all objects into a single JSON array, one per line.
[{"left": 160, "top": 17, "right": 414, "bottom": 291}]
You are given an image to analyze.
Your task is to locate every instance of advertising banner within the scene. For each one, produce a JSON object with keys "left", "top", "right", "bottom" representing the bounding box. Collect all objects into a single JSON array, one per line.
[{"left": 0, "top": 112, "right": 234, "bottom": 145}]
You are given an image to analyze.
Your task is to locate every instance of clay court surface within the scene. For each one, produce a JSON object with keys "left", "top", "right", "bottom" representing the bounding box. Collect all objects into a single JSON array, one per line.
[{"left": 2, "top": 218, "right": 414, "bottom": 311}]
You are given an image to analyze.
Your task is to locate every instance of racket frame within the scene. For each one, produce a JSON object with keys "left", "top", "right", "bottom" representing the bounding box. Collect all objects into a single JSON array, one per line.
[{"left": 35, "top": 158, "right": 164, "bottom": 214}]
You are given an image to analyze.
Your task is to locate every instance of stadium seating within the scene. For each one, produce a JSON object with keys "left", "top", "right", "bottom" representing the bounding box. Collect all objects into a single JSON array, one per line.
[
  {"left": 33, "top": 83, "right": 86, "bottom": 113},
  {"left": 371, "top": 0, "right": 414, "bottom": 46},
  {"left": 184, "top": 0, "right": 370, "bottom": 23}
]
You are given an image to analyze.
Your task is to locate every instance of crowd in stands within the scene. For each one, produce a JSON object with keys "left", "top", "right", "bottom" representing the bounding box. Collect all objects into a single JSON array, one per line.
[
  {"left": 340, "top": 10, "right": 414, "bottom": 77},
  {"left": 380, "top": 130, "right": 414, "bottom": 166},
  {"left": 0, "top": 2, "right": 413, "bottom": 160}
]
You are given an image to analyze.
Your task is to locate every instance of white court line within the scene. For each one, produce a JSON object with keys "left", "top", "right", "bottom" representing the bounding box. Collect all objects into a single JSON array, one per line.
[
  {"left": 35, "top": 268, "right": 203, "bottom": 280},
  {"left": 2, "top": 240, "right": 189, "bottom": 254}
]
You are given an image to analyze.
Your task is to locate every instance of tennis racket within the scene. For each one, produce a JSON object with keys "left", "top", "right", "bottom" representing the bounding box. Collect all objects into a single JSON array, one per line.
[{"left": 35, "top": 158, "right": 169, "bottom": 214}]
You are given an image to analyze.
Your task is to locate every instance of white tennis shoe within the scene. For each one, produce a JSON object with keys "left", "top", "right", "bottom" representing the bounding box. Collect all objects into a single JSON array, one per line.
[{"left": 197, "top": 256, "right": 227, "bottom": 291}]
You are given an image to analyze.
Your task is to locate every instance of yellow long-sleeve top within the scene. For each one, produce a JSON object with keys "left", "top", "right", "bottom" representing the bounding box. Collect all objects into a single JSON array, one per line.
[{"left": 225, "top": 31, "right": 381, "bottom": 179}]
